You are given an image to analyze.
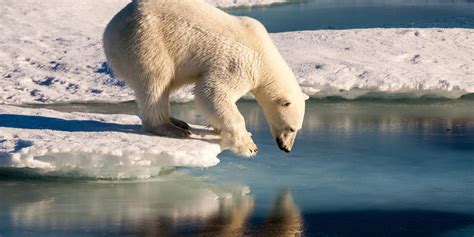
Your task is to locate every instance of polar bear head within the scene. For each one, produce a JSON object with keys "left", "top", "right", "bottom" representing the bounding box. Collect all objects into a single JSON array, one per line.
[
  {"left": 267, "top": 93, "right": 308, "bottom": 153},
  {"left": 256, "top": 88, "right": 309, "bottom": 153}
]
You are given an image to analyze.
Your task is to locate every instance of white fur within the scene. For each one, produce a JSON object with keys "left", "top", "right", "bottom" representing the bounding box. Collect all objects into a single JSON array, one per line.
[{"left": 103, "top": 0, "right": 306, "bottom": 157}]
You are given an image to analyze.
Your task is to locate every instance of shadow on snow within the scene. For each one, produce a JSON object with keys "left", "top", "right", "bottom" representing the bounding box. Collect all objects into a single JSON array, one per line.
[{"left": 0, "top": 114, "right": 140, "bottom": 133}]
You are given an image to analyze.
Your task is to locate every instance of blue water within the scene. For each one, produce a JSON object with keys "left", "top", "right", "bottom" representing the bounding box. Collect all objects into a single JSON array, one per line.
[
  {"left": 226, "top": 0, "right": 474, "bottom": 32},
  {"left": 1, "top": 100, "right": 473, "bottom": 236},
  {"left": 189, "top": 100, "right": 474, "bottom": 236}
]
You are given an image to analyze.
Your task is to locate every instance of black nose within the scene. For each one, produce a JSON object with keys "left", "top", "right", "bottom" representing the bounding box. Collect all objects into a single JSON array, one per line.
[
  {"left": 276, "top": 138, "right": 291, "bottom": 153},
  {"left": 280, "top": 146, "right": 291, "bottom": 153}
]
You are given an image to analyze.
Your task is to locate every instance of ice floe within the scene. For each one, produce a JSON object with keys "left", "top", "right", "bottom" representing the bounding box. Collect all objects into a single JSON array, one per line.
[{"left": 0, "top": 105, "right": 221, "bottom": 179}]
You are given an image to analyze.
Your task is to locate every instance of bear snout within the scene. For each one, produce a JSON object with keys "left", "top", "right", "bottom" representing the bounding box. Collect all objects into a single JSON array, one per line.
[{"left": 276, "top": 137, "right": 291, "bottom": 153}]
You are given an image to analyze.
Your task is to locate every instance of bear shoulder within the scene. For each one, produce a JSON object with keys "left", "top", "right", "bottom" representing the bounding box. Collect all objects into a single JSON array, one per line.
[{"left": 239, "top": 17, "right": 268, "bottom": 36}]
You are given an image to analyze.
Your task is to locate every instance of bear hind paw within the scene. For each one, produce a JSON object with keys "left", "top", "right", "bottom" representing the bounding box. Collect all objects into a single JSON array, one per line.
[
  {"left": 170, "top": 117, "right": 190, "bottom": 130},
  {"left": 145, "top": 123, "right": 191, "bottom": 138}
]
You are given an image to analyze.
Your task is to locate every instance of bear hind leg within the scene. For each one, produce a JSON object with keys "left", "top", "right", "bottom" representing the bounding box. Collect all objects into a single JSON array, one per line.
[{"left": 137, "top": 79, "right": 190, "bottom": 138}]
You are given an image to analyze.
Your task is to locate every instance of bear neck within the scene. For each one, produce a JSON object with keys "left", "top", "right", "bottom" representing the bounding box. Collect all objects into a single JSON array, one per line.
[
  {"left": 251, "top": 59, "right": 298, "bottom": 105},
  {"left": 250, "top": 37, "right": 300, "bottom": 104}
]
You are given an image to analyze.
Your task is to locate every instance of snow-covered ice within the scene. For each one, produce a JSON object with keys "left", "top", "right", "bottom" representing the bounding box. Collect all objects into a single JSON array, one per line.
[
  {"left": 1, "top": 1, "right": 473, "bottom": 104},
  {"left": 0, "top": 0, "right": 285, "bottom": 105},
  {"left": 0, "top": 105, "right": 221, "bottom": 179},
  {"left": 275, "top": 29, "right": 474, "bottom": 99},
  {"left": 0, "top": 0, "right": 134, "bottom": 104}
]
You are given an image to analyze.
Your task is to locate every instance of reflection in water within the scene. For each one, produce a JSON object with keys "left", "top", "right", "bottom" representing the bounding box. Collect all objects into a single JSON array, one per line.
[
  {"left": 235, "top": 100, "right": 474, "bottom": 152},
  {"left": 259, "top": 191, "right": 303, "bottom": 237},
  {"left": 22, "top": 100, "right": 474, "bottom": 157},
  {"left": 19, "top": 100, "right": 474, "bottom": 236},
  {"left": 199, "top": 195, "right": 255, "bottom": 236},
  {"left": 0, "top": 176, "right": 303, "bottom": 236},
  {"left": 237, "top": 100, "right": 474, "bottom": 135},
  {"left": 28, "top": 100, "right": 474, "bottom": 140}
]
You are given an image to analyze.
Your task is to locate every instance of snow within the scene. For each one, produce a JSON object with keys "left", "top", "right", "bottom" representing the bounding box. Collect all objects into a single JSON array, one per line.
[
  {"left": 275, "top": 29, "right": 474, "bottom": 99},
  {"left": 0, "top": 0, "right": 133, "bottom": 104},
  {"left": 0, "top": 0, "right": 284, "bottom": 105},
  {"left": 0, "top": 105, "right": 221, "bottom": 179},
  {"left": 1, "top": 1, "right": 473, "bottom": 104}
]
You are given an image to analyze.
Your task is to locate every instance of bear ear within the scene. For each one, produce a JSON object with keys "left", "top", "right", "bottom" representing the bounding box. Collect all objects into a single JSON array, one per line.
[
  {"left": 303, "top": 93, "right": 310, "bottom": 101},
  {"left": 276, "top": 98, "right": 291, "bottom": 107}
]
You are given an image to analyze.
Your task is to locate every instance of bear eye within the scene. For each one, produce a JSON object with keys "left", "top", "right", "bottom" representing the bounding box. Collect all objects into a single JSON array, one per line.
[
  {"left": 276, "top": 98, "right": 291, "bottom": 107},
  {"left": 287, "top": 127, "right": 295, "bottom": 132}
]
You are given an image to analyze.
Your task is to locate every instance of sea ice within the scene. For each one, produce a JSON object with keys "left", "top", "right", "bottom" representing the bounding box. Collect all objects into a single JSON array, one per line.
[{"left": 0, "top": 105, "right": 221, "bottom": 179}]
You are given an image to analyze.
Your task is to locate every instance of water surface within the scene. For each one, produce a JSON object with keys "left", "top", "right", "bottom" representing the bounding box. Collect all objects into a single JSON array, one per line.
[
  {"left": 226, "top": 0, "right": 474, "bottom": 32},
  {"left": 2, "top": 100, "right": 473, "bottom": 236}
]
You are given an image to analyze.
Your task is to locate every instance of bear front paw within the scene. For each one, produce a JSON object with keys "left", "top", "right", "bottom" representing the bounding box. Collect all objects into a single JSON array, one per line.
[
  {"left": 221, "top": 132, "right": 258, "bottom": 157},
  {"left": 235, "top": 140, "right": 258, "bottom": 157}
]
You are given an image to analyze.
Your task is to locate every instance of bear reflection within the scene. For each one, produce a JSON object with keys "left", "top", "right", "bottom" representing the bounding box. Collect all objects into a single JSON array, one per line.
[
  {"left": 129, "top": 191, "right": 303, "bottom": 237},
  {"left": 3, "top": 179, "right": 302, "bottom": 237}
]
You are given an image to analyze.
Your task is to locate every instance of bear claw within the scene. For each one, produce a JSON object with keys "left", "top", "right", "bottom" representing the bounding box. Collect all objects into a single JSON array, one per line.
[
  {"left": 234, "top": 138, "right": 258, "bottom": 158},
  {"left": 170, "top": 117, "right": 190, "bottom": 130},
  {"left": 145, "top": 123, "right": 191, "bottom": 138}
]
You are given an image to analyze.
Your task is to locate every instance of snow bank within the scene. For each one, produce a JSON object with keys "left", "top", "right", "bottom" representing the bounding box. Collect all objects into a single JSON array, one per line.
[
  {"left": 0, "top": 105, "right": 221, "bottom": 179},
  {"left": 275, "top": 29, "right": 474, "bottom": 99},
  {"left": 0, "top": 0, "right": 134, "bottom": 104},
  {"left": 0, "top": 0, "right": 472, "bottom": 104}
]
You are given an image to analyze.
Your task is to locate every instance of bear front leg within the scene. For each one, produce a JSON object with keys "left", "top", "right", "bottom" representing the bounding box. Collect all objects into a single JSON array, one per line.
[{"left": 195, "top": 83, "right": 258, "bottom": 157}]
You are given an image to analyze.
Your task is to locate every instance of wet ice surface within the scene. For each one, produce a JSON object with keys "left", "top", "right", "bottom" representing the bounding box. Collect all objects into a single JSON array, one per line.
[{"left": 1, "top": 100, "right": 473, "bottom": 236}]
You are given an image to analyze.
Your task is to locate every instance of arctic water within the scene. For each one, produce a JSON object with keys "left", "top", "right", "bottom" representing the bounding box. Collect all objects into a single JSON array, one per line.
[
  {"left": 227, "top": 0, "right": 474, "bottom": 32},
  {"left": 1, "top": 100, "right": 473, "bottom": 236}
]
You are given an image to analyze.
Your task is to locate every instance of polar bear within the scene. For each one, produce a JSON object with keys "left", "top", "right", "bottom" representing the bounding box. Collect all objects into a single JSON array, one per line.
[{"left": 103, "top": 0, "right": 308, "bottom": 157}]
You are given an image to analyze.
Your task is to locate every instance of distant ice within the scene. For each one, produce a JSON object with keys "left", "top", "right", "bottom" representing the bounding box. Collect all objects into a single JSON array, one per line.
[
  {"left": 0, "top": 1, "right": 473, "bottom": 104},
  {"left": 208, "top": 0, "right": 286, "bottom": 8},
  {"left": 275, "top": 29, "right": 474, "bottom": 99},
  {"left": 0, "top": 105, "right": 221, "bottom": 179}
]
